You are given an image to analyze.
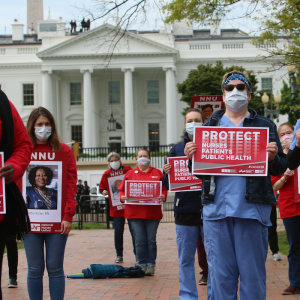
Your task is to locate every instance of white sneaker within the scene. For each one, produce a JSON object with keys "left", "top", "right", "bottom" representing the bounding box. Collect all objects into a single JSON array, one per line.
[{"left": 273, "top": 253, "right": 282, "bottom": 261}]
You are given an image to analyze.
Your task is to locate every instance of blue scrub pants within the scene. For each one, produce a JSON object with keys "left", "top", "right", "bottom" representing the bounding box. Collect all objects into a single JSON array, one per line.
[
  {"left": 176, "top": 224, "right": 204, "bottom": 300},
  {"left": 204, "top": 217, "right": 268, "bottom": 300}
]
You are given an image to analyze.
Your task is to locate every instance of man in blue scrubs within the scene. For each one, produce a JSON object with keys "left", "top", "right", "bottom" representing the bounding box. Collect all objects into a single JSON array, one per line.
[{"left": 184, "top": 71, "right": 287, "bottom": 300}]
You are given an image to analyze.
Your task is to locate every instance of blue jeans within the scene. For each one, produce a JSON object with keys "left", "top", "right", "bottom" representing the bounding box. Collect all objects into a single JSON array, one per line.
[
  {"left": 130, "top": 219, "right": 160, "bottom": 265},
  {"left": 283, "top": 215, "right": 300, "bottom": 287},
  {"left": 22, "top": 233, "right": 68, "bottom": 300},
  {"left": 127, "top": 219, "right": 136, "bottom": 256},
  {"left": 176, "top": 224, "right": 204, "bottom": 300},
  {"left": 204, "top": 218, "right": 268, "bottom": 300}
]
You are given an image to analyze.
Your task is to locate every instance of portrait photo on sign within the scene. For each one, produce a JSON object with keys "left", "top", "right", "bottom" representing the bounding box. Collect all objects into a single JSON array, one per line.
[
  {"left": 22, "top": 161, "right": 62, "bottom": 223},
  {"left": 107, "top": 175, "right": 123, "bottom": 207},
  {"left": 196, "top": 103, "right": 221, "bottom": 118}
]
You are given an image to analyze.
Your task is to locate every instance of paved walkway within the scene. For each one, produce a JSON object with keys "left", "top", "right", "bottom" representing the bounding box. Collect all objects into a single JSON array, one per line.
[{"left": 2, "top": 223, "right": 299, "bottom": 299}]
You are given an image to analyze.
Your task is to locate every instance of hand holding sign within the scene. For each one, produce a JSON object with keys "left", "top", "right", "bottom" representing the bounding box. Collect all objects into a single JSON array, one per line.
[
  {"left": 266, "top": 142, "right": 278, "bottom": 162},
  {"left": 0, "top": 164, "right": 14, "bottom": 183},
  {"left": 120, "top": 195, "right": 128, "bottom": 203},
  {"left": 184, "top": 142, "right": 197, "bottom": 161},
  {"left": 163, "top": 164, "right": 172, "bottom": 174}
]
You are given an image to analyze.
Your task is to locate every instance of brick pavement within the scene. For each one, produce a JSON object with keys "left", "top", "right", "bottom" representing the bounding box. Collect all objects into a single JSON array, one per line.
[{"left": 2, "top": 223, "right": 300, "bottom": 299}]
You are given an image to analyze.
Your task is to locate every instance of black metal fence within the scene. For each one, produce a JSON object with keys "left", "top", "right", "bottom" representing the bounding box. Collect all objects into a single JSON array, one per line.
[
  {"left": 77, "top": 145, "right": 174, "bottom": 168},
  {"left": 74, "top": 195, "right": 175, "bottom": 229}
]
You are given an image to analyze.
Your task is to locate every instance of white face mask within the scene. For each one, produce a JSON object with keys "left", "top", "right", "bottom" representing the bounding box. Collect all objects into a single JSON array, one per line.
[
  {"left": 110, "top": 161, "right": 120, "bottom": 170},
  {"left": 225, "top": 88, "right": 248, "bottom": 112},
  {"left": 34, "top": 126, "right": 52, "bottom": 142},
  {"left": 186, "top": 122, "right": 203, "bottom": 136}
]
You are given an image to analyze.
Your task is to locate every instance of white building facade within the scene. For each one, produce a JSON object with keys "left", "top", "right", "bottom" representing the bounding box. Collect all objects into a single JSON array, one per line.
[{"left": 0, "top": 19, "right": 289, "bottom": 149}]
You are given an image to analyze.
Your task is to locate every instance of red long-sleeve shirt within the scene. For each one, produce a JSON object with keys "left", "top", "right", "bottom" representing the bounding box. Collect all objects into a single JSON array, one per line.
[
  {"left": 99, "top": 165, "right": 132, "bottom": 217},
  {"left": 0, "top": 101, "right": 33, "bottom": 223},
  {"left": 118, "top": 166, "right": 168, "bottom": 220},
  {"left": 271, "top": 174, "right": 300, "bottom": 219},
  {"left": 32, "top": 143, "right": 78, "bottom": 222}
]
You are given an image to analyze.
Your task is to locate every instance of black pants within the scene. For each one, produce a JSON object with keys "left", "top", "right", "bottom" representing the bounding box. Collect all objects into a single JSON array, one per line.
[
  {"left": 268, "top": 205, "right": 279, "bottom": 255},
  {"left": 5, "top": 234, "right": 18, "bottom": 279},
  {"left": 0, "top": 222, "right": 7, "bottom": 300}
]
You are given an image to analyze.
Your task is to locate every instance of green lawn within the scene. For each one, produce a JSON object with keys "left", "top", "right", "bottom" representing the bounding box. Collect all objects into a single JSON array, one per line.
[
  {"left": 278, "top": 231, "right": 289, "bottom": 257},
  {"left": 71, "top": 223, "right": 108, "bottom": 230}
]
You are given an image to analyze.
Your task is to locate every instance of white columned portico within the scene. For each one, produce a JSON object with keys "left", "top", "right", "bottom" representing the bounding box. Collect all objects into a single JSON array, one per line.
[
  {"left": 41, "top": 70, "right": 53, "bottom": 112},
  {"left": 80, "top": 69, "right": 94, "bottom": 148},
  {"left": 164, "top": 67, "right": 177, "bottom": 144},
  {"left": 122, "top": 68, "right": 135, "bottom": 147}
]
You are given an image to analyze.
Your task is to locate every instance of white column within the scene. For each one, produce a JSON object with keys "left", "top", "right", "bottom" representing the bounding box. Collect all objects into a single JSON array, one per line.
[
  {"left": 80, "top": 69, "right": 94, "bottom": 148},
  {"left": 55, "top": 75, "right": 61, "bottom": 137},
  {"left": 122, "top": 68, "right": 135, "bottom": 147},
  {"left": 164, "top": 67, "right": 177, "bottom": 144},
  {"left": 41, "top": 70, "right": 53, "bottom": 112}
]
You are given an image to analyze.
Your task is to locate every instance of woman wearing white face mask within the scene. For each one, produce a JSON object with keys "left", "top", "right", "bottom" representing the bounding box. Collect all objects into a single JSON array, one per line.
[
  {"left": 184, "top": 71, "right": 287, "bottom": 300},
  {"left": 24, "top": 107, "right": 77, "bottom": 300},
  {"left": 118, "top": 148, "right": 168, "bottom": 276},
  {"left": 99, "top": 152, "right": 134, "bottom": 263}
]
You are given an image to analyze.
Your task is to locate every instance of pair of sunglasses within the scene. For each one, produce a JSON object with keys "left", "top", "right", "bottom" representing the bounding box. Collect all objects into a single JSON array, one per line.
[{"left": 224, "top": 83, "right": 247, "bottom": 92}]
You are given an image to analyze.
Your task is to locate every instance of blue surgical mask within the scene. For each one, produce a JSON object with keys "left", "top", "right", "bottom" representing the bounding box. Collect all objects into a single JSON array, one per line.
[
  {"left": 137, "top": 157, "right": 150, "bottom": 166},
  {"left": 225, "top": 88, "right": 248, "bottom": 112},
  {"left": 186, "top": 122, "right": 203, "bottom": 136}
]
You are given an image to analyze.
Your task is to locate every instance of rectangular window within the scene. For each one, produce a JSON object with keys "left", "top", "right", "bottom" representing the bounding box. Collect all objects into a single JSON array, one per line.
[
  {"left": 108, "top": 136, "right": 122, "bottom": 153},
  {"left": 147, "top": 81, "right": 159, "bottom": 103},
  {"left": 262, "top": 78, "right": 272, "bottom": 90},
  {"left": 71, "top": 125, "right": 83, "bottom": 148},
  {"left": 70, "top": 83, "right": 82, "bottom": 105},
  {"left": 148, "top": 123, "right": 159, "bottom": 152},
  {"left": 109, "top": 81, "right": 120, "bottom": 104},
  {"left": 23, "top": 84, "right": 34, "bottom": 106}
]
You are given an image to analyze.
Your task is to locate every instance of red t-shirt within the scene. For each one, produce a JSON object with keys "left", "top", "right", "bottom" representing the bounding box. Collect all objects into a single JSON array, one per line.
[
  {"left": 271, "top": 174, "right": 300, "bottom": 219},
  {"left": 32, "top": 143, "right": 78, "bottom": 222},
  {"left": 0, "top": 101, "right": 33, "bottom": 223},
  {"left": 99, "top": 166, "right": 132, "bottom": 218},
  {"left": 118, "top": 166, "right": 168, "bottom": 220}
]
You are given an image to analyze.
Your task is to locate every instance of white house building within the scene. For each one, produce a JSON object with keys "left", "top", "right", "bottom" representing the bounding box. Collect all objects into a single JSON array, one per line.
[{"left": 0, "top": 15, "right": 289, "bottom": 150}]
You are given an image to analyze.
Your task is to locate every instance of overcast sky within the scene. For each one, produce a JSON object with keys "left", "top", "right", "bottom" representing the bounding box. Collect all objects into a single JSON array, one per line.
[{"left": 1, "top": 0, "right": 259, "bottom": 35}]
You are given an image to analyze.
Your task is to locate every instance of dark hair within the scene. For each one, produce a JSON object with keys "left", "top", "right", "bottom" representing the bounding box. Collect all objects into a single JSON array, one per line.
[
  {"left": 136, "top": 147, "right": 151, "bottom": 159},
  {"left": 202, "top": 104, "right": 214, "bottom": 111},
  {"left": 185, "top": 108, "right": 203, "bottom": 123},
  {"left": 27, "top": 107, "right": 61, "bottom": 151},
  {"left": 278, "top": 122, "right": 294, "bottom": 134},
  {"left": 28, "top": 166, "right": 54, "bottom": 186}
]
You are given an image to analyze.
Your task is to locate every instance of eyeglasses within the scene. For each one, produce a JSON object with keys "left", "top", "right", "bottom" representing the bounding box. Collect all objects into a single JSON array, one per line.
[{"left": 224, "top": 83, "right": 247, "bottom": 92}]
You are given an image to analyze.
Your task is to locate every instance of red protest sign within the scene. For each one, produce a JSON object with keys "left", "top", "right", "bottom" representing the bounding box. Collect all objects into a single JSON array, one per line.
[
  {"left": 167, "top": 156, "right": 202, "bottom": 192},
  {"left": 104, "top": 169, "right": 130, "bottom": 212},
  {"left": 192, "top": 127, "right": 269, "bottom": 176},
  {"left": 0, "top": 153, "right": 5, "bottom": 214},
  {"left": 22, "top": 151, "right": 67, "bottom": 233},
  {"left": 293, "top": 168, "right": 300, "bottom": 203},
  {"left": 125, "top": 180, "right": 162, "bottom": 205},
  {"left": 191, "top": 96, "right": 224, "bottom": 113}
]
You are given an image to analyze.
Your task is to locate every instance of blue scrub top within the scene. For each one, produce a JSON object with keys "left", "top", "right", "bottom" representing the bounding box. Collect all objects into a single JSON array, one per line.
[
  {"left": 290, "top": 119, "right": 300, "bottom": 150},
  {"left": 203, "top": 115, "right": 272, "bottom": 226}
]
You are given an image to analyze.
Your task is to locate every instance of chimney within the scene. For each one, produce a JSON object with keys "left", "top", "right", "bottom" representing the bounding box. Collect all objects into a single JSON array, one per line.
[
  {"left": 210, "top": 15, "right": 221, "bottom": 36},
  {"left": 12, "top": 19, "right": 24, "bottom": 41}
]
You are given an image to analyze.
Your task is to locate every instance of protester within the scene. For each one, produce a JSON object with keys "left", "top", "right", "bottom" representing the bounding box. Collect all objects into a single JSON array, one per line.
[
  {"left": 5, "top": 235, "right": 18, "bottom": 288},
  {"left": 23, "top": 107, "right": 77, "bottom": 300},
  {"left": 162, "top": 108, "right": 208, "bottom": 299},
  {"left": 201, "top": 104, "right": 214, "bottom": 122},
  {"left": 99, "top": 152, "right": 135, "bottom": 263},
  {"left": 0, "top": 90, "right": 32, "bottom": 300},
  {"left": 275, "top": 122, "right": 300, "bottom": 295},
  {"left": 184, "top": 70, "right": 287, "bottom": 300},
  {"left": 119, "top": 148, "right": 168, "bottom": 276}
]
